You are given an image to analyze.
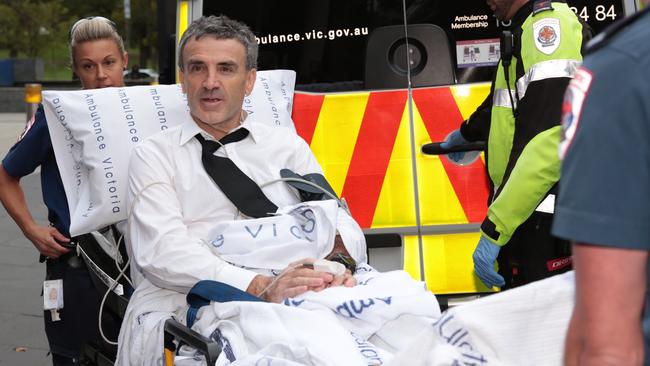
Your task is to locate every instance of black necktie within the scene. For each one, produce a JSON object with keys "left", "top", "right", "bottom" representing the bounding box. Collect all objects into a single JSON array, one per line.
[{"left": 195, "top": 129, "right": 278, "bottom": 218}]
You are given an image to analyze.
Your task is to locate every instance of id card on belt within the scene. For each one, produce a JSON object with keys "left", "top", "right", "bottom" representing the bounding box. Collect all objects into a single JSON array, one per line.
[{"left": 43, "top": 279, "right": 63, "bottom": 321}]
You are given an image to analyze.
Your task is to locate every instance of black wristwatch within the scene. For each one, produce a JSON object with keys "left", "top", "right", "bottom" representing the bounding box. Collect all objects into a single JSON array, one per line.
[{"left": 327, "top": 253, "right": 356, "bottom": 274}]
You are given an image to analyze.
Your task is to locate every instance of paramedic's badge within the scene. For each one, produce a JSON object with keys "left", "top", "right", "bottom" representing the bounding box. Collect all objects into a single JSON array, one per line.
[
  {"left": 533, "top": 18, "right": 560, "bottom": 55},
  {"left": 559, "top": 66, "right": 593, "bottom": 160}
]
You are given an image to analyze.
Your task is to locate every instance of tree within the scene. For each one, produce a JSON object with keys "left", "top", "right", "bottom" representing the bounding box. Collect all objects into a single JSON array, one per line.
[
  {"left": 0, "top": 0, "right": 159, "bottom": 76},
  {"left": 63, "top": 0, "right": 118, "bottom": 19},
  {"left": 0, "top": 0, "right": 70, "bottom": 58},
  {"left": 64, "top": 0, "right": 159, "bottom": 69},
  {"left": 129, "top": 0, "right": 157, "bottom": 68}
]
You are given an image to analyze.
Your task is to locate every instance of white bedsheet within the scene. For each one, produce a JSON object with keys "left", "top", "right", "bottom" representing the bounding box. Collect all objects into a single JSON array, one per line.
[
  {"left": 175, "top": 271, "right": 575, "bottom": 366},
  {"left": 386, "top": 271, "right": 575, "bottom": 366},
  {"left": 184, "top": 266, "right": 441, "bottom": 365},
  {"left": 120, "top": 271, "right": 575, "bottom": 366}
]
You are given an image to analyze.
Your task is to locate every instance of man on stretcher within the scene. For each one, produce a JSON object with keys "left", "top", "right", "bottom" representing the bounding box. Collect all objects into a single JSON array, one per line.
[{"left": 117, "top": 14, "right": 440, "bottom": 365}]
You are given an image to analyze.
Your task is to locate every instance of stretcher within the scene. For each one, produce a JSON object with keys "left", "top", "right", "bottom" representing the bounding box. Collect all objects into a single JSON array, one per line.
[
  {"left": 75, "top": 227, "right": 222, "bottom": 365},
  {"left": 75, "top": 226, "right": 575, "bottom": 366}
]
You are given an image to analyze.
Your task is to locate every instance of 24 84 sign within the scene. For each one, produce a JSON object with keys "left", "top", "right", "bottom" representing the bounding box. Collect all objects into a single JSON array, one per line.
[{"left": 570, "top": 4, "right": 617, "bottom": 22}]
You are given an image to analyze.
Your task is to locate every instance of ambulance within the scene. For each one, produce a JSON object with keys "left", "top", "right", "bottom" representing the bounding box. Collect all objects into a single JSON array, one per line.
[{"left": 159, "top": 0, "right": 643, "bottom": 300}]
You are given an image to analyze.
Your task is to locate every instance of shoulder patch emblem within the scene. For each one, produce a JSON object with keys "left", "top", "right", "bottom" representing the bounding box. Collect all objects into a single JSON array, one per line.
[
  {"left": 559, "top": 66, "right": 593, "bottom": 160},
  {"left": 533, "top": 18, "right": 561, "bottom": 55}
]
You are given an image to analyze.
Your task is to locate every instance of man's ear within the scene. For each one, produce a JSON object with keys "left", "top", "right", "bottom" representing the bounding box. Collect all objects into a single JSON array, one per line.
[
  {"left": 179, "top": 68, "right": 186, "bottom": 93},
  {"left": 245, "top": 68, "right": 256, "bottom": 96},
  {"left": 123, "top": 52, "right": 129, "bottom": 70}
]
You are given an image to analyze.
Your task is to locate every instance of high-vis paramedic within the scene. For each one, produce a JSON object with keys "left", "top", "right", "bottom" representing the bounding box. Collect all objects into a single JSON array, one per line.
[
  {"left": 553, "top": 5, "right": 650, "bottom": 365},
  {"left": 441, "top": 0, "right": 591, "bottom": 289},
  {"left": 0, "top": 17, "right": 126, "bottom": 365}
]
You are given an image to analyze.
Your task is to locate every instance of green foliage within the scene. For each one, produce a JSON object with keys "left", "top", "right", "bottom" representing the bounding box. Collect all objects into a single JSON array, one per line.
[
  {"left": 63, "top": 0, "right": 118, "bottom": 19},
  {"left": 0, "top": 0, "right": 71, "bottom": 58},
  {"left": 0, "top": 0, "right": 160, "bottom": 80},
  {"left": 130, "top": 0, "right": 158, "bottom": 68}
]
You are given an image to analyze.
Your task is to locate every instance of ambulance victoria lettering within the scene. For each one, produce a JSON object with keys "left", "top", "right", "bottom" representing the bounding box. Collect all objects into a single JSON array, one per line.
[
  {"left": 117, "top": 88, "right": 141, "bottom": 143},
  {"left": 209, "top": 208, "right": 317, "bottom": 248}
]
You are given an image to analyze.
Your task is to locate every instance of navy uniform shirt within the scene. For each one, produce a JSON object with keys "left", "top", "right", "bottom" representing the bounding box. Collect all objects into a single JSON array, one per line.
[
  {"left": 2, "top": 105, "right": 71, "bottom": 238},
  {"left": 552, "top": 8, "right": 650, "bottom": 361}
]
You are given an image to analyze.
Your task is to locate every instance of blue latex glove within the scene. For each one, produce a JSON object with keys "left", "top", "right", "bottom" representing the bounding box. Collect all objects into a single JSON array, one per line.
[
  {"left": 472, "top": 236, "right": 505, "bottom": 289},
  {"left": 440, "top": 129, "right": 468, "bottom": 163}
]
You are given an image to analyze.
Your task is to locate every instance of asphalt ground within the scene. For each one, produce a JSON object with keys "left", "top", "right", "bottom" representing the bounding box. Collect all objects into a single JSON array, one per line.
[{"left": 0, "top": 113, "right": 52, "bottom": 365}]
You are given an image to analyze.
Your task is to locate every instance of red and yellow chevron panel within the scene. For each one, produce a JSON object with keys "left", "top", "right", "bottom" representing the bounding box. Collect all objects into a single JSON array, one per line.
[
  {"left": 292, "top": 83, "right": 491, "bottom": 229},
  {"left": 292, "top": 84, "right": 492, "bottom": 294}
]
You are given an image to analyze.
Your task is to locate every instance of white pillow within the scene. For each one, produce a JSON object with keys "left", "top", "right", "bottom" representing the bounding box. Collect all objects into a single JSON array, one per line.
[{"left": 42, "top": 70, "right": 296, "bottom": 236}]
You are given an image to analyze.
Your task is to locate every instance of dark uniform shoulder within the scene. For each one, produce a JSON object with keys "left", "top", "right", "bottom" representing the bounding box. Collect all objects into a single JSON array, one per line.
[
  {"left": 2, "top": 104, "right": 52, "bottom": 177},
  {"left": 584, "top": 7, "right": 650, "bottom": 56},
  {"left": 532, "top": 0, "right": 554, "bottom": 16}
]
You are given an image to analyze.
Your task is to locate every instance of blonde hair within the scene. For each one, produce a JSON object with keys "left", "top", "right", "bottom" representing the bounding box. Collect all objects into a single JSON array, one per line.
[{"left": 69, "top": 16, "right": 126, "bottom": 66}]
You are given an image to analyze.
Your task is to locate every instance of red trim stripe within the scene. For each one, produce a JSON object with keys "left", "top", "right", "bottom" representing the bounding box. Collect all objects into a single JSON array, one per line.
[
  {"left": 413, "top": 88, "right": 489, "bottom": 223},
  {"left": 341, "top": 90, "right": 407, "bottom": 228},
  {"left": 291, "top": 93, "right": 324, "bottom": 145}
]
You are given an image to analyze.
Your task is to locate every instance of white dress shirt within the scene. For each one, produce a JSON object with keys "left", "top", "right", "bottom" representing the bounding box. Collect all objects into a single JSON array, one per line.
[{"left": 126, "top": 112, "right": 329, "bottom": 294}]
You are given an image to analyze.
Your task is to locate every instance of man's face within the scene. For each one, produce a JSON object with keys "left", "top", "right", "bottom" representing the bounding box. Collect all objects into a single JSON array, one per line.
[
  {"left": 180, "top": 36, "right": 256, "bottom": 135},
  {"left": 73, "top": 38, "right": 127, "bottom": 89},
  {"left": 486, "top": 0, "right": 520, "bottom": 21}
]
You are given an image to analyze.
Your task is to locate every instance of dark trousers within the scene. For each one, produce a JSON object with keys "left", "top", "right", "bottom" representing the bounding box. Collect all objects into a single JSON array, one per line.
[
  {"left": 44, "top": 254, "right": 121, "bottom": 365},
  {"left": 497, "top": 212, "right": 572, "bottom": 290}
]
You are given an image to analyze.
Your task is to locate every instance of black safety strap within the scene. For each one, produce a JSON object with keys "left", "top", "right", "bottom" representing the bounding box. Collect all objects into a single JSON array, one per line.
[{"left": 195, "top": 130, "right": 278, "bottom": 218}]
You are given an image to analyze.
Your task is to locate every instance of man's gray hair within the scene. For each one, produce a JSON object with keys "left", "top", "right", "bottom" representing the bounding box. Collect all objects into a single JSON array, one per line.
[{"left": 178, "top": 15, "right": 258, "bottom": 71}]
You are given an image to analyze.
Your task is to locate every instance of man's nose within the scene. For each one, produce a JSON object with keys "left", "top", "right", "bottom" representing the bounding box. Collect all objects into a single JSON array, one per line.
[{"left": 203, "top": 69, "right": 222, "bottom": 89}]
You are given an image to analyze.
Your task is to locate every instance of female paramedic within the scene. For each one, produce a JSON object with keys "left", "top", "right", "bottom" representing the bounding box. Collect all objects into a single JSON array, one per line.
[{"left": 0, "top": 17, "right": 128, "bottom": 365}]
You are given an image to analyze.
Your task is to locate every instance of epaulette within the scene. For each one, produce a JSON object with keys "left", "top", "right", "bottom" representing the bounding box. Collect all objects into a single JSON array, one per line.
[
  {"left": 584, "top": 6, "right": 650, "bottom": 55},
  {"left": 532, "top": 0, "right": 554, "bottom": 16}
]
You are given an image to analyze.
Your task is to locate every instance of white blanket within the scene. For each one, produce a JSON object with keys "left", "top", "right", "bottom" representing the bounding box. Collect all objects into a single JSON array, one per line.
[
  {"left": 175, "top": 271, "right": 575, "bottom": 366},
  {"left": 120, "top": 271, "right": 576, "bottom": 366},
  {"left": 386, "top": 271, "right": 576, "bottom": 366},
  {"left": 117, "top": 308, "right": 174, "bottom": 365},
  {"left": 186, "top": 267, "right": 441, "bottom": 365}
]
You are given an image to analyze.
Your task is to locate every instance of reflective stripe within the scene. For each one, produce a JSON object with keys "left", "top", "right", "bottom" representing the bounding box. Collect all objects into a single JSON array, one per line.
[
  {"left": 516, "top": 59, "right": 581, "bottom": 99},
  {"left": 493, "top": 88, "right": 517, "bottom": 109},
  {"left": 493, "top": 59, "right": 580, "bottom": 110},
  {"left": 535, "top": 194, "right": 555, "bottom": 214}
]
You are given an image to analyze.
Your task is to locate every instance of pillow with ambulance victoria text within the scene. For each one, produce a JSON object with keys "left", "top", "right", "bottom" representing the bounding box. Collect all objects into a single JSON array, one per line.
[{"left": 42, "top": 70, "right": 296, "bottom": 236}]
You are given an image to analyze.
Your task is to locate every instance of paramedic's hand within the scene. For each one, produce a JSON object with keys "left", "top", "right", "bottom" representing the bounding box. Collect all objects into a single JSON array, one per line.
[
  {"left": 440, "top": 129, "right": 468, "bottom": 163},
  {"left": 472, "top": 236, "right": 505, "bottom": 289},
  {"left": 25, "top": 223, "right": 71, "bottom": 259}
]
